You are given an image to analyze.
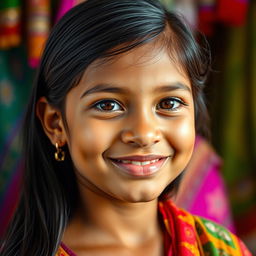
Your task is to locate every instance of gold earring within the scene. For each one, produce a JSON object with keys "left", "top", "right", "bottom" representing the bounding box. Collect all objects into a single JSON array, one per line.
[{"left": 55, "top": 142, "right": 65, "bottom": 161}]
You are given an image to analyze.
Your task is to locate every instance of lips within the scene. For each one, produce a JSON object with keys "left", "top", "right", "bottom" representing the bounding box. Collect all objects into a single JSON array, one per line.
[
  {"left": 115, "top": 158, "right": 160, "bottom": 166},
  {"left": 109, "top": 155, "right": 169, "bottom": 177}
]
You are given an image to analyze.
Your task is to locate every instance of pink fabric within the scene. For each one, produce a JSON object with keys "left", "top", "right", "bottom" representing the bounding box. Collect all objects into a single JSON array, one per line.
[
  {"left": 55, "top": 0, "right": 77, "bottom": 23},
  {"left": 189, "top": 164, "right": 235, "bottom": 232}
]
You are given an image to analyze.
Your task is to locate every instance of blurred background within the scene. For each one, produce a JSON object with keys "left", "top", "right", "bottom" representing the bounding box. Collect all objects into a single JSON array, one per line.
[{"left": 0, "top": 0, "right": 255, "bottom": 252}]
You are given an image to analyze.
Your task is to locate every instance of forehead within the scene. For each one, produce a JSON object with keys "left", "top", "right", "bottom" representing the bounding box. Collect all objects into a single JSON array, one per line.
[{"left": 79, "top": 41, "right": 190, "bottom": 90}]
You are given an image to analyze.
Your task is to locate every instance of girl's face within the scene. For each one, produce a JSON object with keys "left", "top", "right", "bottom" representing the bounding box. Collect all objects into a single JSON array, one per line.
[{"left": 63, "top": 42, "right": 195, "bottom": 203}]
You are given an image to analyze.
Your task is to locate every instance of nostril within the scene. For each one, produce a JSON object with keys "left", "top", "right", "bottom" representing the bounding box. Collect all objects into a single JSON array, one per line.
[
  {"left": 154, "top": 138, "right": 160, "bottom": 143},
  {"left": 121, "top": 130, "right": 161, "bottom": 147},
  {"left": 126, "top": 138, "right": 159, "bottom": 148},
  {"left": 127, "top": 140, "right": 136, "bottom": 145}
]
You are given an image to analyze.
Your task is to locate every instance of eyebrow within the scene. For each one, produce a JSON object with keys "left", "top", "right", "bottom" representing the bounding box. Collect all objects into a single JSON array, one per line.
[
  {"left": 155, "top": 83, "right": 191, "bottom": 93},
  {"left": 80, "top": 84, "right": 128, "bottom": 98},
  {"left": 80, "top": 82, "right": 191, "bottom": 99}
]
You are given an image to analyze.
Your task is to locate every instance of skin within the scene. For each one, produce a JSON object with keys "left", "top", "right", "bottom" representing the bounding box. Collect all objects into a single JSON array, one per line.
[{"left": 37, "top": 41, "right": 195, "bottom": 256}]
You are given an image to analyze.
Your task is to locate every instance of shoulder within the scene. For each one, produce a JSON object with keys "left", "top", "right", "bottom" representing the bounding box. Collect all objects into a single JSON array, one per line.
[{"left": 193, "top": 215, "right": 252, "bottom": 256}]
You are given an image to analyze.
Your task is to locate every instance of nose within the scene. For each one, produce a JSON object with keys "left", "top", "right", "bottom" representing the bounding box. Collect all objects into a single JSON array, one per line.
[{"left": 121, "top": 114, "right": 161, "bottom": 148}]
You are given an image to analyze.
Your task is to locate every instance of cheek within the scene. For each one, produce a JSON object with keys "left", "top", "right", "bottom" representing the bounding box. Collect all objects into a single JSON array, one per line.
[
  {"left": 177, "top": 117, "right": 195, "bottom": 145},
  {"left": 165, "top": 116, "right": 195, "bottom": 161},
  {"left": 68, "top": 118, "right": 117, "bottom": 160}
]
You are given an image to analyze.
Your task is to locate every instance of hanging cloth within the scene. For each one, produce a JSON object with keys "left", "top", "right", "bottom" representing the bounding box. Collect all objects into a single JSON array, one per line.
[
  {"left": 27, "top": 0, "right": 50, "bottom": 68},
  {"left": 0, "top": 0, "right": 21, "bottom": 49}
]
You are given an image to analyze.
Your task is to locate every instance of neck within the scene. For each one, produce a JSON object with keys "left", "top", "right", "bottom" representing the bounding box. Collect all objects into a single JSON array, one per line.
[{"left": 63, "top": 186, "right": 162, "bottom": 249}]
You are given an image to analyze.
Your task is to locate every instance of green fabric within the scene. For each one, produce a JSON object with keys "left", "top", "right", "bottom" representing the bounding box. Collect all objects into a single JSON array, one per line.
[
  {"left": 0, "top": 46, "right": 34, "bottom": 204},
  {"left": 199, "top": 218, "right": 236, "bottom": 248},
  {"left": 0, "top": 0, "right": 20, "bottom": 10}
]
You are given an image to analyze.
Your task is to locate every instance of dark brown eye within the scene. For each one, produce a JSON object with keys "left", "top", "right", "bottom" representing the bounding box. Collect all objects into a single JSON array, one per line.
[
  {"left": 94, "top": 100, "right": 123, "bottom": 111},
  {"left": 158, "top": 98, "right": 181, "bottom": 110}
]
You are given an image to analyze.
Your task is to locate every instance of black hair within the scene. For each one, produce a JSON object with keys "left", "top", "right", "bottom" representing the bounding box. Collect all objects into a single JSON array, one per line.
[{"left": 0, "top": 0, "right": 210, "bottom": 255}]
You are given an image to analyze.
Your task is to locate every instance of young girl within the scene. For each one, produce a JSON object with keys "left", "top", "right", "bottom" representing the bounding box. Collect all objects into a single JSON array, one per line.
[{"left": 1, "top": 0, "right": 252, "bottom": 255}]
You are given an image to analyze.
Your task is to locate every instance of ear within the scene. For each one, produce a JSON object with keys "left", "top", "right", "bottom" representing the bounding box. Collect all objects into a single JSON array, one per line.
[{"left": 36, "top": 97, "right": 67, "bottom": 146}]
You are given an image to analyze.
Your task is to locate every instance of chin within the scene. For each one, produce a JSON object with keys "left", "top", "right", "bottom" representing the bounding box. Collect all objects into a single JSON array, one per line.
[{"left": 119, "top": 188, "right": 163, "bottom": 203}]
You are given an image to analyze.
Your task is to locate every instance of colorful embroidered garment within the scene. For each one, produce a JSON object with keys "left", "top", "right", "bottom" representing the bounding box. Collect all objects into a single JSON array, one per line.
[{"left": 56, "top": 200, "right": 252, "bottom": 256}]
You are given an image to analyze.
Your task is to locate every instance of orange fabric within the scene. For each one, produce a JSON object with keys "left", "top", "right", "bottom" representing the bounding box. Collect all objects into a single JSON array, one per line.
[{"left": 27, "top": 0, "right": 50, "bottom": 67}]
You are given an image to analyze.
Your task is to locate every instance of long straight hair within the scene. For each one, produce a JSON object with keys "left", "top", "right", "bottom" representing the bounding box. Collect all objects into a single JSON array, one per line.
[{"left": 0, "top": 0, "right": 210, "bottom": 255}]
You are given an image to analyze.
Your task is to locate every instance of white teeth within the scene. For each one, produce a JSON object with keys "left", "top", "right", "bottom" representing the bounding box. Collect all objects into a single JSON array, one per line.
[
  {"left": 131, "top": 161, "right": 141, "bottom": 165},
  {"left": 141, "top": 161, "right": 150, "bottom": 166},
  {"left": 118, "top": 159, "right": 160, "bottom": 165}
]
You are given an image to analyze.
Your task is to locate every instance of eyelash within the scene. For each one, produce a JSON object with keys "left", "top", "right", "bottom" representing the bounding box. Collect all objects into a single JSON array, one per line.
[
  {"left": 93, "top": 99, "right": 124, "bottom": 112},
  {"left": 156, "top": 97, "right": 188, "bottom": 111},
  {"left": 92, "top": 97, "right": 187, "bottom": 112}
]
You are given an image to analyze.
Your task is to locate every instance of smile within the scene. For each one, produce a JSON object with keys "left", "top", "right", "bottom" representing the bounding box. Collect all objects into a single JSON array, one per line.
[
  {"left": 115, "top": 159, "right": 160, "bottom": 166},
  {"left": 109, "top": 155, "right": 170, "bottom": 177}
]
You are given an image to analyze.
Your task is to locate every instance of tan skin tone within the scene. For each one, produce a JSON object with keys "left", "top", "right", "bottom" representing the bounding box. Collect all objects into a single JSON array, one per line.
[{"left": 37, "top": 41, "right": 195, "bottom": 256}]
